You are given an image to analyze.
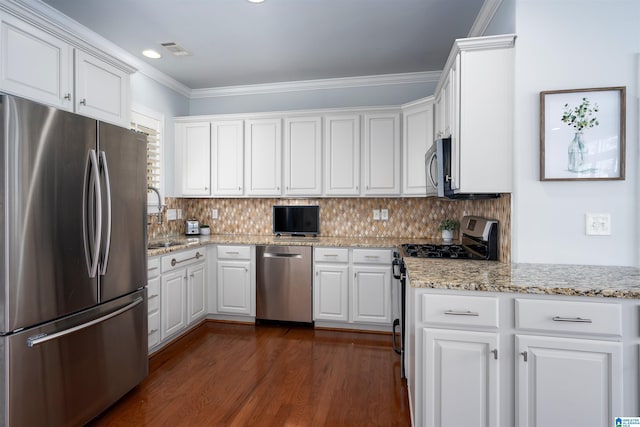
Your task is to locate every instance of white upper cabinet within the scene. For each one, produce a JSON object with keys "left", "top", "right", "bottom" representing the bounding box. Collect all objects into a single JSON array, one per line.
[
  {"left": 0, "top": 13, "right": 73, "bottom": 110},
  {"left": 284, "top": 116, "right": 322, "bottom": 196},
  {"left": 212, "top": 120, "right": 244, "bottom": 196},
  {"left": 324, "top": 114, "right": 360, "bottom": 196},
  {"left": 436, "top": 34, "right": 515, "bottom": 194},
  {"left": 245, "top": 118, "right": 282, "bottom": 196},
  {"left": 402, "top": 100, "right": 434, "bottom": 196},
  {"left": 75, "top": 50, "right": 130, "bottom": 126},
  {"left": 176, "top": 122, "right": 211, "bottom": 196},
  {"left": 0, "top": 13, "right": 132, "bottom": 127},
  {"left": 362, "top": 112, "right": 400, "bottom": 196}
]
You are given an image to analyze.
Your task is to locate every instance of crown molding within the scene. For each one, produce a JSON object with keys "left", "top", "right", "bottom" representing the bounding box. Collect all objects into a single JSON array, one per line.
[
  {"left": 190, "top": 71, "right": 441, "bottom": 99},
  {"left": 468, "top": 0, "right": 505, "bottom": 37}
]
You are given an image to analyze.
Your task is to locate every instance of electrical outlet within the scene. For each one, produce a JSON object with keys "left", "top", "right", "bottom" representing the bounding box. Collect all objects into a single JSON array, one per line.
[
  {"left": 177, "top": 209, "right": 182, "bottom": 220},
  {"left": 585, "top": 213, "right": 611, "bottom": 235},
  {"left": 166, "top": 209, "right": 177, "bottom": 221},
  {"left": 381, "top": 209, "right": 389, "bottom": 220},
  {"left": 373, "top": 209, "right": 380, "bottom": 221},
  {"left": 212, "top": 208, "right": 218, "bottom": 220}
]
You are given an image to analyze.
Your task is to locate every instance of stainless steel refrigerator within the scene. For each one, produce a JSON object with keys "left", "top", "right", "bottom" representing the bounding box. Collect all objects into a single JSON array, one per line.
[{"left": 0, "top": 95, "right": 148, "bottom": 426}]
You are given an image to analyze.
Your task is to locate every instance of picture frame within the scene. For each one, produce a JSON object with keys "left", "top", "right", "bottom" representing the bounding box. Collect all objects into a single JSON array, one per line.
[{"left": 540, "top": 86, "right": 626, "bottom": 181}]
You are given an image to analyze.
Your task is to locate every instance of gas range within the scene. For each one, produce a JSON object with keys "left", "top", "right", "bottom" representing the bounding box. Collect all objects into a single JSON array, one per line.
[{"left": 401, "top": 216, "right": 499, "bottom": 261}]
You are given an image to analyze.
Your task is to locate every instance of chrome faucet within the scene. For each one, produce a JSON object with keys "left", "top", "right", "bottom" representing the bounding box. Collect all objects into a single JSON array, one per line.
[{"left": 147, "top": 186, "right": 163, "bottom": 224}]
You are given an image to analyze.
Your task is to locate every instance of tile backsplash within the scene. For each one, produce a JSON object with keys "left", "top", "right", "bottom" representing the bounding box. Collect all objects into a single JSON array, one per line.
[{"left": 149, "top": 195, "right": 511, "bottom": 262}]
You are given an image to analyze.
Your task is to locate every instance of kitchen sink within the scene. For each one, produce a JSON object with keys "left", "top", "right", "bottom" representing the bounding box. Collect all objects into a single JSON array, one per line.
[{"left": 147, "top": 241, "right": 184, "bottom": 250}]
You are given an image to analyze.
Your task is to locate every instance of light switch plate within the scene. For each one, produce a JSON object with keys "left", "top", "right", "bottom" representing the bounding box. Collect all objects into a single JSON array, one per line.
[
  {"left": 177, "top": 209, "right": 183, "bottom": 220},
  {"left": 166, "top": 209, "right": 177, "bottom": 221},
  {"left": 381, "top": 209, "right": 389, "bottom": 221},
  {"left": 212, "top": 208, "right": 218, "bottom": 219},
  {"left": 373, "top": 209, "right": 380, "bottom": 220},
  {"left": 585, "top": 213, "right": 611, "bottom": 235}
]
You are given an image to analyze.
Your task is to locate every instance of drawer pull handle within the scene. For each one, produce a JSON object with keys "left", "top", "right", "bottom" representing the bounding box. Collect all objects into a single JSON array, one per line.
[
  {"left": 324, "top": 254, "right": 339, "bottom": 257},
  {"left": 491, "top": 349, "right": 498, "bottom": 360},
  {"left": 552, "top": 316, "right": 592, "bottom": 323},
  {"left": 444, "top": 310, "right": 479, "bottom": 317},
  {"left": 171, "top": 252, "right": 203, "bottom": 266},
  {"left": 148, "top": 294, "right": 159, "bottom": 299},
  {"left": 148, "top": 266, "right": 159, "bottom": 271},
  {"left": 225, "top": 251, "right": 240, "bottom": 255},
  {"left": 149, "top": 329, "right": 158, "bottom": 335},
  {"left": 364, "top": 255, "right": 380, "bottom": 259}
]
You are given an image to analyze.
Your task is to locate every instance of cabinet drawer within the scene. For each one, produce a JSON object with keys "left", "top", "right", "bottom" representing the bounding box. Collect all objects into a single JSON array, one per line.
[
  {"left": 422, "top": 294, "right": 499, "bottom": 328},
  {"left": 148, "top": 257, "right": 161, "bottom": 279},
  {"left": 161, "top": 248, "right": 206, "bottom": 272},
  {"left": 148, "top": 310, "right": 160, "bottom": 349},
  {"left": 315, "top": 247, "right": 349, "bottom": 263},
  {"left": 515, "top": 298, "right": 622, "bottom": 336},
  {"left": 147, "top": 277, "right": 160, "bottom": 315},
  {"left": 352, "top": 249, "right": 392, "bottom": 264},
  {"left": 217, "top": 245, "right": 251, "bottom": 260}
]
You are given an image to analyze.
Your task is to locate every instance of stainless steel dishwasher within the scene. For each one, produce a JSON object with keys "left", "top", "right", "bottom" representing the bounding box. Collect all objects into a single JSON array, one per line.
[{"left": 256, "top": 245, "right": 312, "bottom": 323}]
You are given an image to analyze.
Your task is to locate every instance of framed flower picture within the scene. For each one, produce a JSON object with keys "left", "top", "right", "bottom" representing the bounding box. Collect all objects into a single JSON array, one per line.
[{"left": 540, "top": 86, "right": 626, "bottom": 181}]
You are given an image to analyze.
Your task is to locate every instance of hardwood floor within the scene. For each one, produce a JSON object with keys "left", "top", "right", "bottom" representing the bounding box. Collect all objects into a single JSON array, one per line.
[{"left": 87, "top": 321, "right": 411, "bottom": 427}]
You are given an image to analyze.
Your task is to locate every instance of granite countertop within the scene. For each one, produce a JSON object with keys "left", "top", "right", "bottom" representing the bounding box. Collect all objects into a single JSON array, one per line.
[
  {"left": 147, "top": 234, "right": 434, "bottom": 257},
  {"left": 404, "top": 257, "right": 640, "bottom": 299},
  {"left": 148, "top": 234, "right": 640, "bottom": 299}
]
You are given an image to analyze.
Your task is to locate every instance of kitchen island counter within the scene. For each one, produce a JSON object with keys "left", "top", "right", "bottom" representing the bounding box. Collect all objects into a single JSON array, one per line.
[{"left": 404, "top": 257, "right": 640, "bottom": 299}]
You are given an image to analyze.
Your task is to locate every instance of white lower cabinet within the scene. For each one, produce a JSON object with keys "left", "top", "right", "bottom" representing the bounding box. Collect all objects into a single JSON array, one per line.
[
  {"left": 407, "top": 288, "right": 632, "bottom": 427},
  {"left": 148, "top": 247, "right": 207, "bottom": 353},
  {"left": 147, "top": 257, "right": 161, "bottom": 351},
  {"left": 161, "top": 269, "right": 188, "bottom": 340},
  {"left": 209, "top": 245, "right": 256, "bottom": 318},
  {"left": 314, "top": 263, "right": 349, "bottom": 322},
  {"left": 313, "top": 247, "right": 393, "bottom": 330},
  {"left": 423, "top": 329, "right": 499, "bottom": 427},
  {"left": 516, "top": 335, "right": 622, "bottom": 427}
]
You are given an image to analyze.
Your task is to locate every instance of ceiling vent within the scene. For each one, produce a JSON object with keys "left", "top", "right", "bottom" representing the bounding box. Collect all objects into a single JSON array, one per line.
[{"left": 160, "top": 42, "right": 191, "bottom": 57}]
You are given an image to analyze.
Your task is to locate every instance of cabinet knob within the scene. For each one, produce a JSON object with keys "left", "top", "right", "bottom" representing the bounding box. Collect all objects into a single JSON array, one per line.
[
  {"left": 204, "top": 186, "right": 208, "bottom": 191},
  {"left": 238, "top": 186, "right": 241, "bottom": 190},
  {"left": 64, "top": 93, "right": 71, "bottom": 101},
  {"left": 80, "top": 98, "right": 87, "bottom": 106},
  {"left": 491, "top": 349, "right": 498, "bottom": 360},
  {"left": 520, "top": 351, "right": 528, "bottom": 362},
  {"left": 190, "top": 273, "right": 195, "bottom": 278}
]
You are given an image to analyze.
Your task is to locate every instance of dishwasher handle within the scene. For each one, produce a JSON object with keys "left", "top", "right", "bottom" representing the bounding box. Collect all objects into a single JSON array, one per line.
[{"left": 263, "top": 252, "right": 303, "bottom": 259}]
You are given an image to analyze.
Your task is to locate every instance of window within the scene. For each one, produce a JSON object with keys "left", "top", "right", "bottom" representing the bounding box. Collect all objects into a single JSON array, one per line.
[{"left": 130, "top": 106, "right": 164, "bottom": 212}]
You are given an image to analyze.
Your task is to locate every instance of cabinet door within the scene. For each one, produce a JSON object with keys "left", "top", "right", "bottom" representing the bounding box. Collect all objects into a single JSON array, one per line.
[
  {"left": 516, "top": 335, "right": 622, "bottom": 427},
  {"left": 402, "top": 103, "right": 434, "bottom": 196},
  {"left": 284, "top": 116, "right": 322, "bottom": 196},
  {"left": 313, "top": 264, "right": 349, "bottom": 322},
  {"left": 0, "top": 14, "right": 73, "bottom": 110},
  {"left": 75, "top": 50, "right": 129, "bottom": 126},
  {"left": 176, "top": 122, "right": 211, "bottom": 196},
  {"left": 212, "top": 120, "right": 244, "bottom": 196},
  {"left": 244, "top": 118, "right": 282, "bottom": 196},
  {"left": 161, "top": 270, "right": 187, "bottom": 340},
  {"left": 363, "top": 113, "right": 400, "bottom": 195},
  {"left": 423, "top": 328, "right": 499, "bottom": 427},
  {"left": 351, "top": 265, "right": 391, "bottom": 324},
  {"left": 324, "top": 115, "right": 360, "bottom": 196},
  {"left": 217, "top": 260, "right": 252, "bottom": 315},
  {"left": 187, "top": 262, "right": 207, "bottom": 324}
]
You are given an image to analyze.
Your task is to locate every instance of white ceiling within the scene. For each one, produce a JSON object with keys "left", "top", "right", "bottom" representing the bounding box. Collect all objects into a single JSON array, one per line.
[{"left": 41, "top": 0, "right": 485, "bottom": 90}]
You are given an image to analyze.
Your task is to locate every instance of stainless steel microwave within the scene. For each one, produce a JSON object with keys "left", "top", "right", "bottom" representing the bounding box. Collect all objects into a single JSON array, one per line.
[{"left": 425, "top": 137, "right": 499, "bottom": 200}]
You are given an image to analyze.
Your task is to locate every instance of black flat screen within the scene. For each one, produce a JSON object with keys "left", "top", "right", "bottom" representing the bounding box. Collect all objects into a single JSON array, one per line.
[{"left": 273, "top": 206, "right": 320, "bottom": 236}]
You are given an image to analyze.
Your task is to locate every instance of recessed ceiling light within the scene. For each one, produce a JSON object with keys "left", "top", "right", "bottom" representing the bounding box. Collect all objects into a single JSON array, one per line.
[
  {"left": 142, "top": 49, "right": 161, "bottom": 59},
  {"left": 248, "top": 0, "right": 265, "bottom": 3}
]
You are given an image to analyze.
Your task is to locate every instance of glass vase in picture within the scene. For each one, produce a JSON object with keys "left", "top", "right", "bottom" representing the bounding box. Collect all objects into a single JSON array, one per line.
[{"left": 568, "top": 132, "right": 586, "bottom": 172}]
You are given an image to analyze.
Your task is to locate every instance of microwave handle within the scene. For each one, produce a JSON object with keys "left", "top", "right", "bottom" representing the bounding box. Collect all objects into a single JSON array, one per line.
[{"left": 427, "top": 152, "right": 438, "bottom": 188}]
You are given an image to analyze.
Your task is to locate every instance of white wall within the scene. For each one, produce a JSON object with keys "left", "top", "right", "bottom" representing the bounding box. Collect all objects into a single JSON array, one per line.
[
  {"left": 130, "top": 73, "right": 190, "bottom": 197},
  {"left": 189, "top": 81, "right": 436, "bottom": 115},
  {"left": 510, "top": 0, "right": 639, "bottom": 266}
]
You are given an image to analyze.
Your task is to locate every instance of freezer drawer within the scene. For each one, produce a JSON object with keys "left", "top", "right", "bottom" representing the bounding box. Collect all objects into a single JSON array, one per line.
[{"left": 2, "top": 290, "right": 148, "bottom": 427}]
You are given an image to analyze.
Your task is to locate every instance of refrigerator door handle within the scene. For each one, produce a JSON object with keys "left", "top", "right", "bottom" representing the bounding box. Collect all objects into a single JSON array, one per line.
[
  {"left": 82, "top": 149, "right": 102, "bottom": 278},
  {"left": 99, "top": 151, "right": 112, "bottom": 276},
  {"left": 26, "top": 297, "right": 143, "bottom": 348}
]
